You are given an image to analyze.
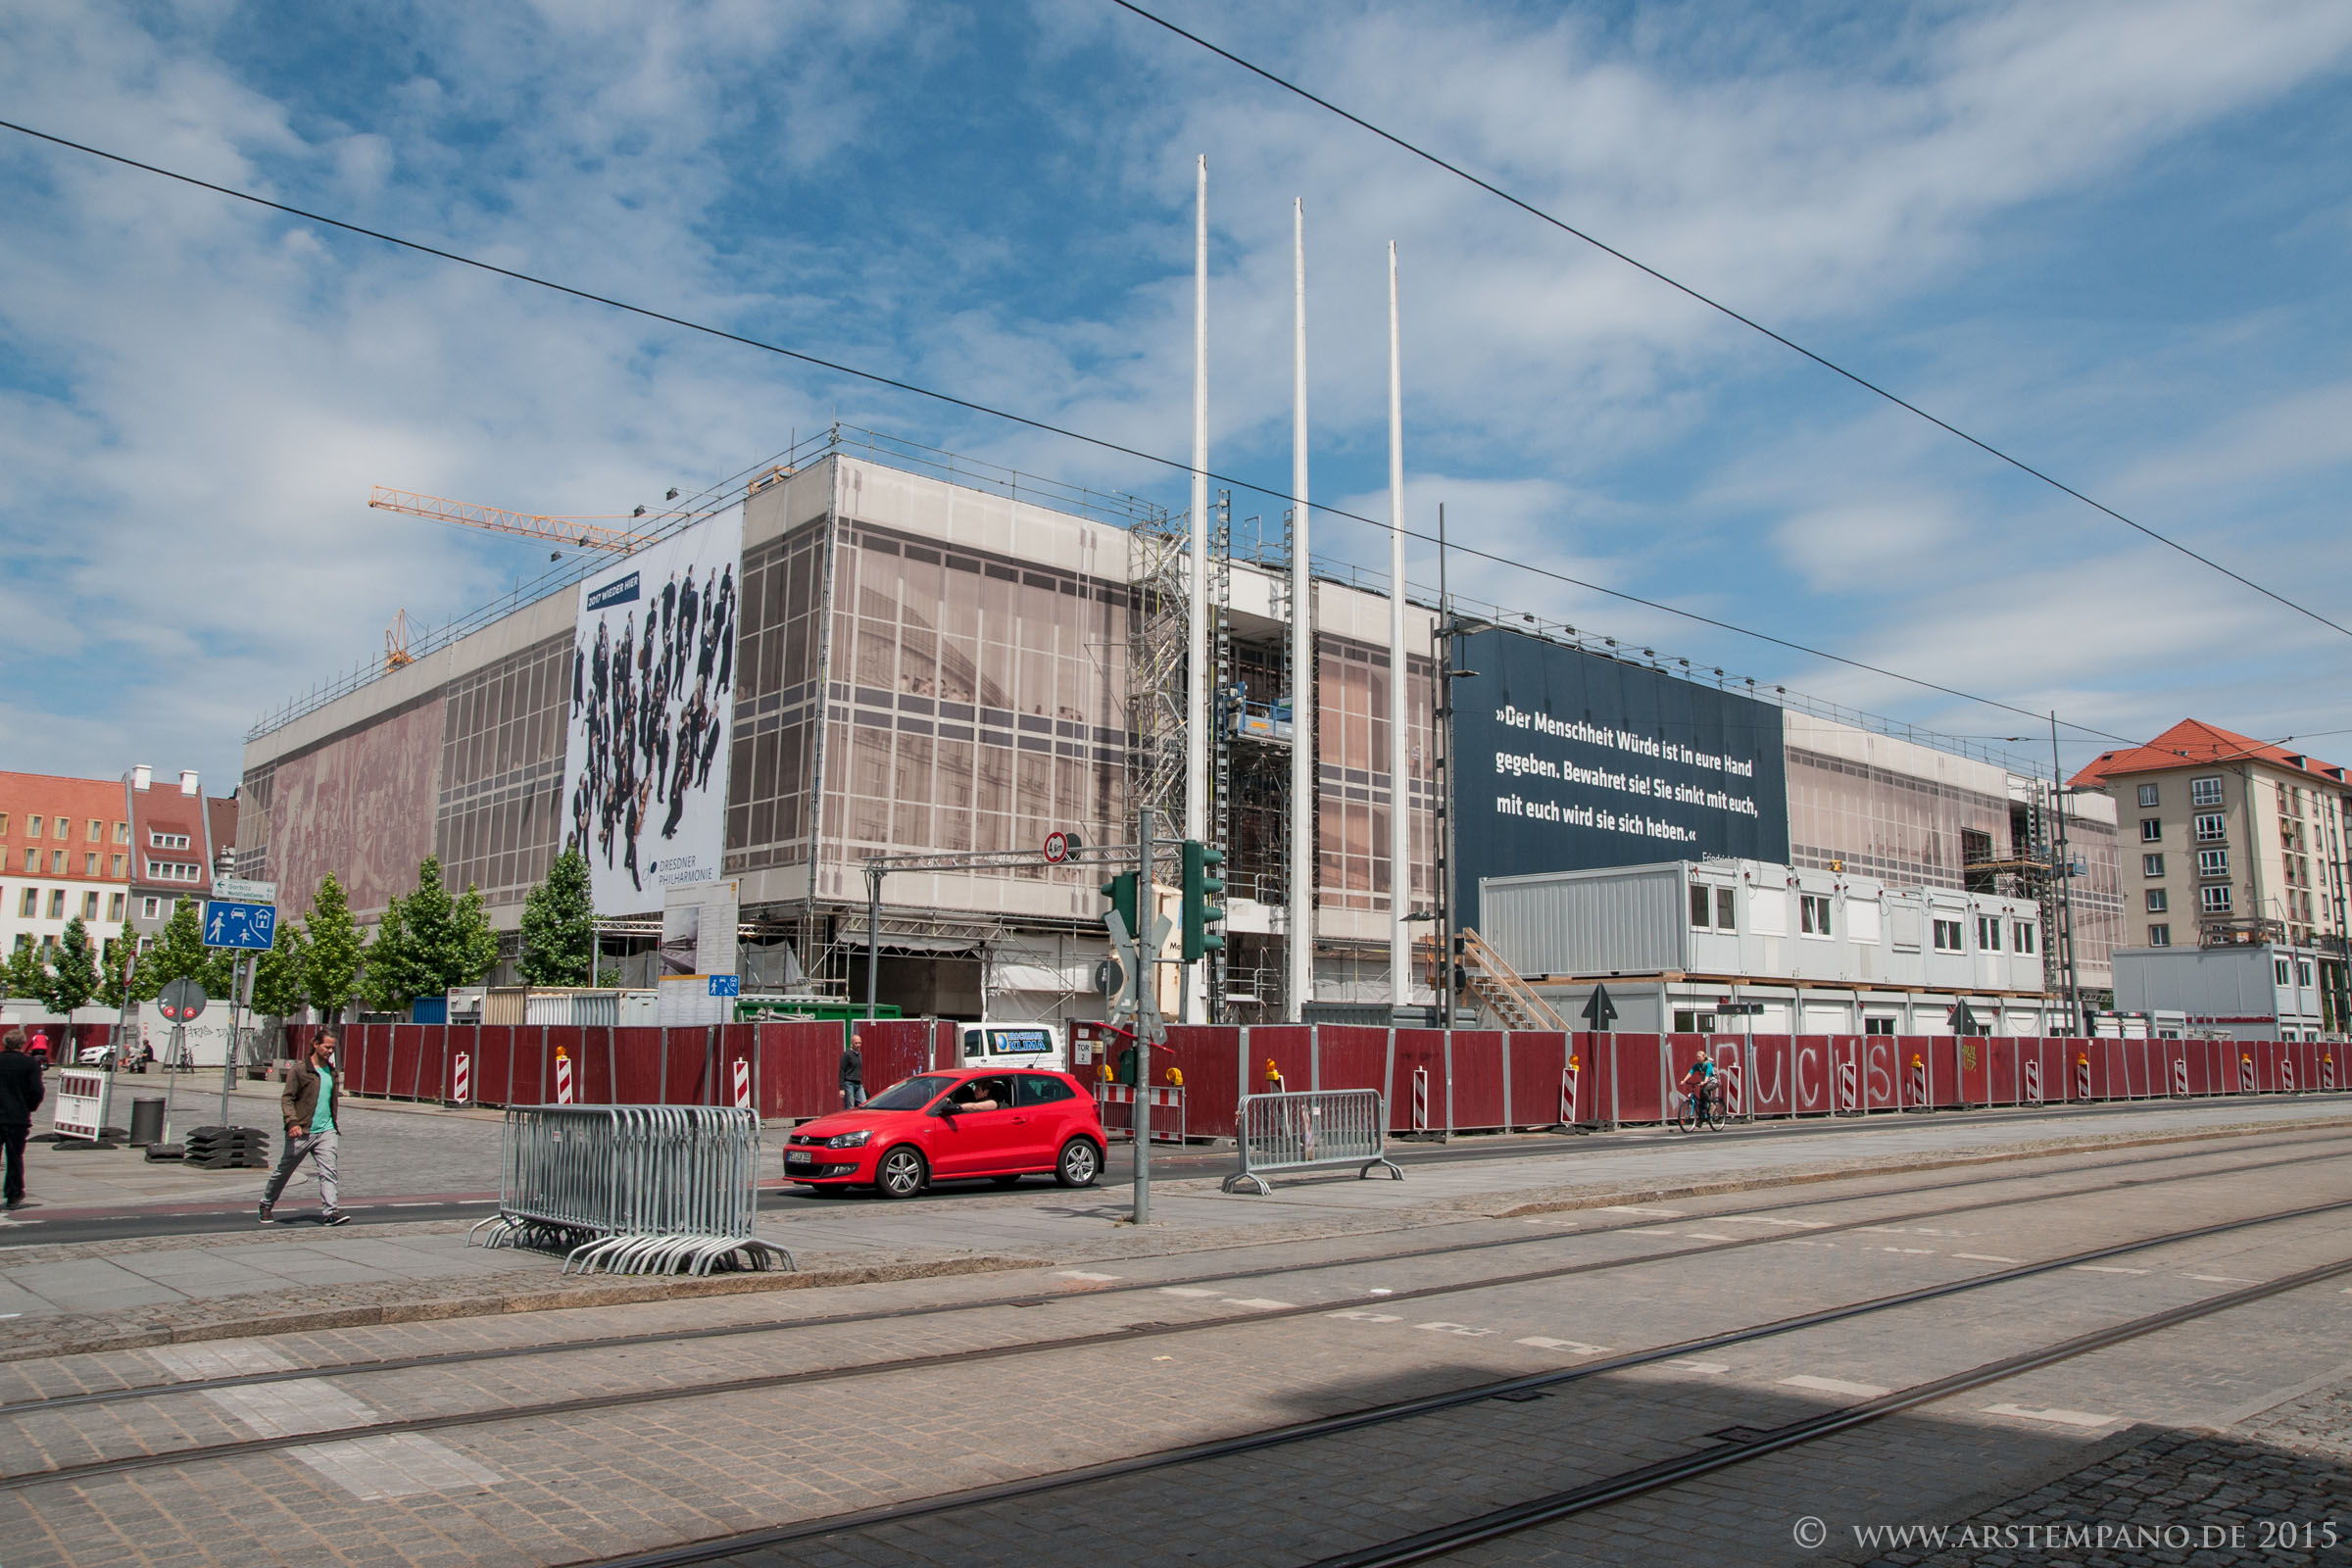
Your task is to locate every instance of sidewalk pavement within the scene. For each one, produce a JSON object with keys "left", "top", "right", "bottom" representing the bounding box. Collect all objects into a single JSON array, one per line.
[{"left": 1, "top": 1093, "right": 2346, "bottom": 1364}]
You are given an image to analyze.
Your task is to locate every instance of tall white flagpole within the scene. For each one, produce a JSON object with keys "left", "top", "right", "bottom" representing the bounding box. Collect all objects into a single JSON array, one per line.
[
  {"left": 1186, "top": 157, "right": 1210, "bottom": 1021},
  {"left": 1388, "top": 241, "right": 1410, "bottom": 1011},
  {"left": 1289, "top": 198, "right": 1315, "bottom": 1021}
]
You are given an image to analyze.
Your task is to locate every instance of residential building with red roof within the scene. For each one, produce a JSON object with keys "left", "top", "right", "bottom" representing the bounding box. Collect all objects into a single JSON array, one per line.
[
  {"left": 0, "top": 771, "right": 136, "bottom": 965},
  {"left": 2071, "top": 719, "right": 2351, "bottom": 1035},
  {"left": 122, "top": 764, "right": 236, "bottom": 947}
]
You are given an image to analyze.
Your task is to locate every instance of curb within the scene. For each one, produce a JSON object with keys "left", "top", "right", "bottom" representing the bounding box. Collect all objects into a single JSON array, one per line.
[
  {"left": 1486, "top": 1116, "right": 2352, "bottom": 1218},
  {"left": 0, "top": 1252, "right": 1051, "bottom": 1366}
]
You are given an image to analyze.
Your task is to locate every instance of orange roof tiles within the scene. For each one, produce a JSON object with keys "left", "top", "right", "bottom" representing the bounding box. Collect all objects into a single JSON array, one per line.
[{"left": 2070, "top": 719, "right": 2347, "bottom": 790}]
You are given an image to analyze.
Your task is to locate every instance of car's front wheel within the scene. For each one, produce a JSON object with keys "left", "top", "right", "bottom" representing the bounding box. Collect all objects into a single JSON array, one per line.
[
  {"left": 1055, "top": 1137, "right": 1101, "bottom": 1189},
  {"left": 875, "top": 1146, "right": 928, "bottom": 1200}
]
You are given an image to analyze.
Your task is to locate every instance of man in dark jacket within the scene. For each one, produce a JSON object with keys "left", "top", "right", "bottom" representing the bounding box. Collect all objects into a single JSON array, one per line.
[
  {"left": 841, "top": 1031, "right": 865, "bottom": 1109},
  {"left": 260, "top": 1031, "right": 348, "bottom": 1225},
  {"left": 0, "top": 1028, "right": 45, "bottom": 1210}
]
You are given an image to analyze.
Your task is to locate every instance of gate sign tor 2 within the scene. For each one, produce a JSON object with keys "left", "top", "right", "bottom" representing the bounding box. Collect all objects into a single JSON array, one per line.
[
  {"left": 203, "top": 900, "right": 277, "bottom": 951},
  {"left": 158, "top": 977, "right": 208, "bottom": 1022}
]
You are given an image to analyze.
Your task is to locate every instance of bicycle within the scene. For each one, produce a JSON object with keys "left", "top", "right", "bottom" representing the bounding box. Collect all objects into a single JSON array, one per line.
[{"left": 1675, "top": 1081, "right": 1725, "bottom": 1132}]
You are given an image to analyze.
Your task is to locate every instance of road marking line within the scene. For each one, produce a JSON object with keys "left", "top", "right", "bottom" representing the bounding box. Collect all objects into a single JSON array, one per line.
[
  {"left": 1157, "top": 1287, "right": 1220, "bottom": 1298},
  {"left": 1597, "top": 1205, "right": 1686, "bottom": 1218},
  {"left": 1709, "top": 1215, "right": 1831, "bottom": 1229},
  {"left": 1666, "top": 1360, "right": 1729, "bottom": 1374},
  {"left": 1779, "top": 1240, "right": 1840, "bottom": 1249},
  {"left": 0, "top": 1312, "right": 18, "bottom": 1320},
  {"left": 1057, "top": 1270, "right": 1120, "bottom": 1282},
  {"left": 1877, "top": 1247, "right": 1937, "bottom": 1254},
  {"left": 1624, "top": 1228, "right": 1683, "bottom": 1238},
  {"left": 1221, "top": 1298, "right": 1296, "bottom": 1311},
  {"left": 2187, "top": 1275, "right": 2259, "bottom": 1285},
  {"left": 1368, "top": 1288, "right": 1395, "bottom": 1296},
  {"left": 155, "top": 1343, "right": 297, "bottom": 1380},
  {"left": 1686, "top": 1233, "right": 1740, "bottom": 1242},
  {"left": 1782, "top": 1375, "right": 1891, "bottom": 1397},
  {"left": 1982, "top": 1402, "right": 2120, "bottom": 1429},
  {"left": 2072, "top": 1265, "right": 2149, "bottom": 1275},
  {"left": 1415, "top": 1321, "right": 1495, "bottom": 1337},
  {"left": 1855, "top": 1226, "right": 1910, "bottom": 1234},
  {"left": 389, "top": 1201, "right": 438, "bottom": 1208},
  {"left": 1516, "top": 1337, "right": 1613, "bottom": 1354},
  {"left": 1954, "top": 1253, "right": 2022, "bottom": 1263},
  {"left": 292, "top": 1432, "right": 502, "bottom": 1499},
  {"left": 1327, "top": 1310, "right": 1403, "bottom": 1323}
]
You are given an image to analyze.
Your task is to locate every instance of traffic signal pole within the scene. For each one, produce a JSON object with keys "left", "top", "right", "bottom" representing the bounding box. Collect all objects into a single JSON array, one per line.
[{"left": 1134, "top": 806, "right": 1156, "bottom": 1226}]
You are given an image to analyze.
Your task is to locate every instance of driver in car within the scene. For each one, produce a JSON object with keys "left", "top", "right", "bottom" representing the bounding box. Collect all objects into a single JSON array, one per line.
[{"left": 951, "top": 1078, "right": 1008, "bottom": 1111}]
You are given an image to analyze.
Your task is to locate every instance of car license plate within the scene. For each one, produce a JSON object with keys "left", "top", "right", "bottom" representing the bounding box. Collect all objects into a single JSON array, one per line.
[{"left": 786, "top": 1151, "right": 814, "bottom": 1167}]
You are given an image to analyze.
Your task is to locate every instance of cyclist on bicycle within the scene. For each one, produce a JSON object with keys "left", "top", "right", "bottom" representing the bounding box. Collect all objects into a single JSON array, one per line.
[{"left": 1679, "top": 1052, "right": 1717, "bottom": 1119}]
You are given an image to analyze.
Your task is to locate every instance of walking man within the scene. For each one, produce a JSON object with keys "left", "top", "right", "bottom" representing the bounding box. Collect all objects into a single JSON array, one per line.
[
  {"left": 1, "top": 1029, "right": 44, "bottom": 1211},
  {"left": 841, "top": 1029, "right": 866, "bottom": 1109},
  {"left": 260, "top": 1030, "right": 349, "bottom": 1225}
]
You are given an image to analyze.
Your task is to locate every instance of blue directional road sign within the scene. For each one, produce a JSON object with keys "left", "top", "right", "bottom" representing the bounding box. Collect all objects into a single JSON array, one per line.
[
  {"left": 203, "top": 900, "right": 277, "bottom": 951},
  {"left": 707, "top": 974, "right": 741, "bottom": 998}
]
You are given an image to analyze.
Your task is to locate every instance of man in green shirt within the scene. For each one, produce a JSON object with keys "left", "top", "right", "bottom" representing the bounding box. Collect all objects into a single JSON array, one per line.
[{"left": 259, "top": 1030, "right": 348, "bottom": 1225}]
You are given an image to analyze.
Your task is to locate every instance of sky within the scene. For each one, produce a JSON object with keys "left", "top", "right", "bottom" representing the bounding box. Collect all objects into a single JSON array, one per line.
[{"left": 5, "top": 0, "right": 2352, "bottom": 794}]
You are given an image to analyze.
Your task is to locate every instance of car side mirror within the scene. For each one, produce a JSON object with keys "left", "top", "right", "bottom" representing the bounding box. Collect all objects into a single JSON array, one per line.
[{"left": 933, "top": 1101, "right": 957, "bottom": 1117}]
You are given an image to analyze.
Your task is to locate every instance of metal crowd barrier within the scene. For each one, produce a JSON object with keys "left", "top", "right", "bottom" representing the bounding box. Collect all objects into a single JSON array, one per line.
[
  {"left": 469, "top": 1104, "right": 792, "bottom": 1276},
  {"left": 1224, "top": 1089, "right": 1403, "bottom": 1195}
]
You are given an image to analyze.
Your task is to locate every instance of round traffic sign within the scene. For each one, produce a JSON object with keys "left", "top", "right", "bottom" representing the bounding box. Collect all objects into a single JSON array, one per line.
[
  {"left": 158, "top": 976, "right": 208, "bottom": 1023},
  {"left": 1094, "top": 956, "right": 1125, "bottom": 999},
  {"left": 1042, "top": 830, "right": 1072, "bottom": 863}
]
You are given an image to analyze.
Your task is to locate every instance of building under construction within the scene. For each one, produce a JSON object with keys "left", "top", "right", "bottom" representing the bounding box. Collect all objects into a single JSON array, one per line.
[{"left": 236, "top": 427, "right": 2122, "bottom": 1027}]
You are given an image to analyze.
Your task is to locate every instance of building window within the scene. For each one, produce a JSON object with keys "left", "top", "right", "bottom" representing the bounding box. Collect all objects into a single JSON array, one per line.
[
  {"left": 2300, "top": 960, "right": 2315, "bottom": 987},
  {"left": 21, "top": 849, "right": 33, "bottom": 873},
  {"left": 45, "top": 890, "right": 64, "bottom": 918},
  {"left": 2277, "top": 957, "right": 2292, "bottom": 985},
  {"left": 1671, "top": 1009, "right": 1718, "bottom": 1033},
  {"left": 85, "top": 818, "right": 101, "bottom": 841},
  {"left": 2015, "top": 921, "right": 2037, "bottom": 955},
  {"left": 1799, "top": 893, "right": 1833, "bottom": 936},
  {"left": 50, "top": 816, "right": 66, "bottom": 840},
  {"left": 108, "top": 892, "right": 123, "bottom": 920},
  {"left": 0, "top": 812, "right": 8, "bottom": 833},
  {"left": 2193, "top": 812, "right": 2226, "bottom": 842},
  {"left": 2136, "top": 783, "right": 2159, "bottom": 808},
  {"left": 2141, "top": 854, "right": 2164, "bottom": 877},
  {"left": 2200, "top": 885, "right": 2233, "bottom": 914},
  {"left": 1933, "top": 918, "right": 1964, "bottom": 952},
  {"left": 1975, "top": 914, "right": 2003, "bottom": 951},
  {"left": 82, "top": 853, "right": 96, "bottom": 876},
  {"left": 110, "top": 854, "right": 123, "bottom": 877},
  {"left": 2146, "top": 888, "right": 2168, "bottom": 912},
  {"left": 2196, "top": 848, "right": 2228, "bottom": 878},
  {"left": 49, "top": 850, "right": 64, "bottom": 873},
  {"left": 1864, "top": 1016, "right": 1896, "bottom": 1035},
  {"left": 1690, "top": 884, "right": 1711, "bottom": 928},
  {"left": 25, "top": 815, "right": 41, "bottom": 838},
  {"left": 1715, "top": 887, "right": 1735, "bottom": 930},
  {"left": 2190, "top": 776, "right": 2224, "bottom": 808},
  {"left": 81, "top": 892, "right": 97, "bottom": 919},
  {"left": 147, "top": 831, "right": 189, "bottom": 851},
  {"left": 141, "top": 897, "right": 160, "bottom": 919},
  {"left": 2148, "top": 924, "right": 2171, "bottom": 947},
  {"left": 114, "top": 821, "right": 128, "bottom": 844},
  {"left": 16, "top": 889, "right": 33, "bottom": 918},
  {"left": 2140, "top": 818, "right": 2162, "bottom": 843}
]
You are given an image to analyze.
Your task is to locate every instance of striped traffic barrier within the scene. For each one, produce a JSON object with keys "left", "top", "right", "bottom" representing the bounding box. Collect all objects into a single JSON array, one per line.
[
  {"left": 451, "top": 1051, "right": 471, "bottom": 1106},
  {"left": 2171, "top": 1054, "right": 2188, "bottom": 1097},
  {"left": 1560, "top": 1055, "right": 1580, "bottom": 1126},
  {"left": 1909, "top": 1054, "right": 1926, "bottom": 1109},
  {"left": 2239, "top": 1054, "right": 2256, "bottom": 1094},
  {"left": 2326, "top": 1054, "right": 2337, "bottom": 1091},
  {"left": 2075, "top": 1053, "right": 2090, "bottom": 1101},
  {"left": 1411, "top": 1065, "right": 1430, "bottom": 1133},
  {"left": 731, "top": 1056, "right": 752, "bottom": 1109},
  {"left": 555, "top": 1047, "right": 574, "bottom": 1104},
  {"left": 1837, "top": 1053, "right": 1858, "bottom": 1112},
  {"left": 2281, "top": 1054, "right": 2298, "bottom": 1093},
  {"left": 2023, "top": 1054, "right": 2043, "bottom": 1104},
  {"left": 1718, "top": 1058, "right": 1743, "bottom": 1118}
]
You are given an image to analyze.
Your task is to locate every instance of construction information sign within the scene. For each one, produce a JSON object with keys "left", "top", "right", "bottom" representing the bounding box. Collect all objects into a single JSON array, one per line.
[
  {"left": 562, "top": 505, "right": 743, "bottom": 914},
  {"left": 1451, "top": 626, "right": 1789, "bottom": 928}
]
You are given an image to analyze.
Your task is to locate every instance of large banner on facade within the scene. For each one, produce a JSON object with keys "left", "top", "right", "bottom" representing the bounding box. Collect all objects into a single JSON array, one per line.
[
  {"left": 1452, "top": 627, "right": 1790, "bottom": 929},
  {"left": 563, "top": 507, "right": 743, "bottom": 913}
]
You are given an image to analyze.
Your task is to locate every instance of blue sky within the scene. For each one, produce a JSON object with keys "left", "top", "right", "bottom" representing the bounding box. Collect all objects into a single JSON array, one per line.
[{"left": 5, "top": 0, "right": 2352, "bottom": 792}]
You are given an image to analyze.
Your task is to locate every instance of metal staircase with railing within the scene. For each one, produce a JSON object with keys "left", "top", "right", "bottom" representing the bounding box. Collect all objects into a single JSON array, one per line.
[{"left": 1454, "top": 927, "right": 1570, "bottom": 1032}]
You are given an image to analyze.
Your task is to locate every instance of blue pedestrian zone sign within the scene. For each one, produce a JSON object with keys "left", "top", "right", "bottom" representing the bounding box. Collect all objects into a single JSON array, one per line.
[
  {"left": 707, "top": 974, "right": 740, "bottom": 997},
  {"left": 203, "top": 900, "right": 277, "bottom": 951}
]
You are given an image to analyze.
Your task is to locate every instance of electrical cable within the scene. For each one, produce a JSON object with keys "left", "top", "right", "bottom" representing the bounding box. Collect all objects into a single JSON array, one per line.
[
  {"left": 1103, "top": 0, "right": 2352, "bottom": 642},
  {"left": 0, "top": 116, "right": 2133, "bottom": 744}
]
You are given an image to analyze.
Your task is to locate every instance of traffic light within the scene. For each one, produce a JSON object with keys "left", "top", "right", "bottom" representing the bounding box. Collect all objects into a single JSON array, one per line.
[
  {"left": 1181, "top": 839, "right": 1225, "bottom": 961},
  {"left": 1100, "top": 871, "right": 1140, "bottom": 941}
]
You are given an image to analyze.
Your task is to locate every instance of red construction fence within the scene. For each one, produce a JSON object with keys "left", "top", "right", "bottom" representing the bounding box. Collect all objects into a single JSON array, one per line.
[{"left": 283, "top": 1020, "right": 2345, "bottom": 1139}]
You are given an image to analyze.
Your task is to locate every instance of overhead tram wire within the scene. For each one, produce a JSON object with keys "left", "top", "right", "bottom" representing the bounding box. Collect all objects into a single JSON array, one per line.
[
  {"left": 1103, "top": 2, "right": 2352, "bottom": 645},
  {"left": 1, "top": 117, "right": 2133, "bottom": 747}
]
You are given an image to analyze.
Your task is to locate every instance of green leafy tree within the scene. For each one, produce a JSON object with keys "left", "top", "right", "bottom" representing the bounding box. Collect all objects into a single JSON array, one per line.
[
  {"left": 452, "top": 881, "right": 501, "bottom": 990},
  {"left": 142, "top": 898, "right": 222, "bottom": 995},
  {"left": 3, "top": 939, "right": 48, "bottom": 1003},
  {"left": 358, "top": 857, "right": 501, "bottom": 1011},
  {"left": 358, "top": 894, "right": 415, "bottom": 1012},
  {"left": 302, "top": 873, "right": 365, "bottom": 1021},
  {"left": 96, "top": 938, "right": 132, "bottom": 1010},
  {"left": 518, "top": 848, "right": 595, "bottom": 985},
  {"left": 252, "top": 919, "right": 312, "bottom": 1022},
  {"left": 41, "top": 916, "right": 102, "bottom": 1021}
]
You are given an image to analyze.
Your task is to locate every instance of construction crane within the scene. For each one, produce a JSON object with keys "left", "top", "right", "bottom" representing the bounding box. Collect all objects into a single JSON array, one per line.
[
  {"left": 384, "top": 609, "right": 416, "bottom": 672},
  {"left": 368, "top": 485, "right": 665, "bottom": 554}
]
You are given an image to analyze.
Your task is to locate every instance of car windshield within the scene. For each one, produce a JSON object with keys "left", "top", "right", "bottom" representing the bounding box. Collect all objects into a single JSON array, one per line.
[{"left": 862, "top": 1074, "right": 957, "bottom": 1112}]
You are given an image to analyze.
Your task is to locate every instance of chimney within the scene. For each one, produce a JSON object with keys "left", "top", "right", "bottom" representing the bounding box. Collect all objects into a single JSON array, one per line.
[
  {"left": 132, "top": 764, "right": 152, "bottom": 792},
  {"left": 179, "top": 769, "right": 199, "bottom": 797}
]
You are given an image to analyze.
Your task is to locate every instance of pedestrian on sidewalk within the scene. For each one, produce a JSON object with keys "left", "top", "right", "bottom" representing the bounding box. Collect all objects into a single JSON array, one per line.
[
  {"left": 260, "top": 1029, "right": 348, "bottom": 1226},
  {"left": 841, "top": 1030, "right": 865, "bottom": 1109},
  {"left": 1, "top": 1029, "right": 44, "bottom": 1211}
]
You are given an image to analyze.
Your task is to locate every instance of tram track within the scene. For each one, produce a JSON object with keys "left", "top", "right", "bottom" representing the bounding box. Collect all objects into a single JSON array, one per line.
[
  {"left": 4, "top": 1163, "right": 2349, "bottom": 1498},
  {"left": 6, "top": 1127, "right": 2348, "bottom": 1428},
  {"left": 571, "top": 1200, "right": 2352, "bottom": 1568}
]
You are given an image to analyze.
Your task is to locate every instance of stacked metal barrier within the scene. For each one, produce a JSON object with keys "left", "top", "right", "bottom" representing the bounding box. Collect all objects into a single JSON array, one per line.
[
  {"left": 1224, "top": 1089, "right": 1403, "bottom": 1195},
  {"left": 469, "top": 1104, "right": 792, "bottom": 1276}
]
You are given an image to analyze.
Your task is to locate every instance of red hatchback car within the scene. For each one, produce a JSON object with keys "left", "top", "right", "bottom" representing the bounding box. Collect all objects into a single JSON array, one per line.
[{"left": 783, "top": 1067, "right": 1106, "bottom": 1199}]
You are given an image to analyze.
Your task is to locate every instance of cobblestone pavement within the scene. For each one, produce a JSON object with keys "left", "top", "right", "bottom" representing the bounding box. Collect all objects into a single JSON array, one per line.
[{"left": 0, "top": 1128, "right": 2346, "bottom": 1567}]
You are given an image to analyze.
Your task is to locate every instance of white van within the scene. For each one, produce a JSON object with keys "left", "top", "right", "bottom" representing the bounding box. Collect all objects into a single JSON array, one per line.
[{"left": 958, "top": 1022, "right": 1066, "bottom": 1073}]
